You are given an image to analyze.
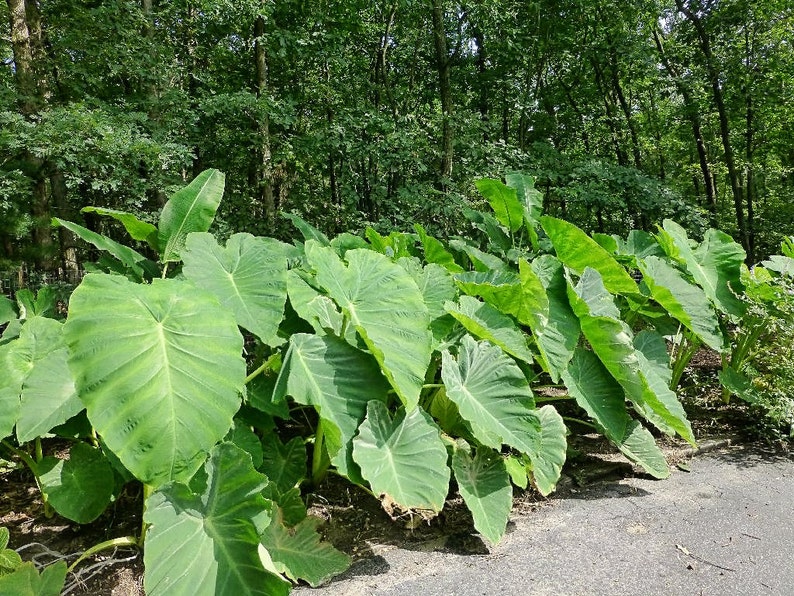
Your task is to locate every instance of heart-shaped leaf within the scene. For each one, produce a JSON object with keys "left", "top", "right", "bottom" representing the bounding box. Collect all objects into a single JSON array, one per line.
[
  {"left": 16, "top": 348, "right": 82, "bottom": 443},
  {"left": 260, "top": 513, "right": 351, "bottom": 587},
  {"left": 445, "top": 296, "right": 534, "bottom": 364},
  {"left": 529, "top": 405, "right": 567, "bottom": 496},
  {"left": 144, "top": 443, "right": 290, "bottom": 596},
  {"left": 0, "top": 561, "right": 67, "bottom": 596},
  {"left": 353, "top": 401, "right": 450, "bottom": 514},
  {"left": 442, "top": 335, "right": 539, "bottom": 456},
  {"left": 452, "top": 446, "right": 512, "bottom": 544},
  {"left": 306, "top": 243, "right": 431, "bottom": 410},
  {"left": 37, "top": 442, "right": 114, "bottom": 523},
  {"left": 64, "top": 274, "right": 245, "bottom": 487},
  {"left": 182, "top": 232, "right": 287, "bottom": 346},
  {"left": 274, "top": 333, "right": 389, "bottom": 482}
]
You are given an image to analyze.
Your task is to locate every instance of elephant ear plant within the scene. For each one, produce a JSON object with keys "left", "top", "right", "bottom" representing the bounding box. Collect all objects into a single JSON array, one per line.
[
  {"left": 0, "top": 170, "right": 752, "bottom": 594},
  {"left": 1, "top": 170, "right": 348, "bottom": 594}
]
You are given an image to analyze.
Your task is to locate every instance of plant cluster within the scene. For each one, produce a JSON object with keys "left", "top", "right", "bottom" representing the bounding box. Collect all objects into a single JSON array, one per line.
[
  {"left": 719, "top": 239, "right": 794, "bottom": 440},
  {"left": 0, "top": 169, "right": 774, "bottom": 594}
]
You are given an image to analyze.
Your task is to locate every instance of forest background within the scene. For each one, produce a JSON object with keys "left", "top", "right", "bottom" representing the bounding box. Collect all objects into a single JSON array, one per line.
[{"left": 1, "top": 0, "right": 793, "bottom": 271}]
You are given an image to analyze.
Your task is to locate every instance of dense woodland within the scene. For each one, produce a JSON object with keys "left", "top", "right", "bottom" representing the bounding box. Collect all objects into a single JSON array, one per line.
[{"left": 1, "top": 0, "right": 792, "bottom": 270}]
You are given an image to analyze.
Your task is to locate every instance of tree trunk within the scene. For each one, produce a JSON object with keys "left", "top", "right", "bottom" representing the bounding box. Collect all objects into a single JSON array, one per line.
[
  {"left": 676, "top": 0, "right": 748, "bottom": 256},
  {"left": 7, "top": 0, "right": 57, "bottom": 269},
  {"left": 653, "top": 28, "right": 717, "bottom": 224},
  {"left": 7, "top": 0, "right": 38, "bottom": 115},
  {"left": 591, "top": 58, "right": 627, "bottom": 166},
  {"left": 430, "top": 0, "right": 453, "bottom": 183},
  {"left": 254, "top": 15, "right": 276, "bottom": 224},
  {"left": 609, "top": 47, "right": 642, "bottom": 169}
]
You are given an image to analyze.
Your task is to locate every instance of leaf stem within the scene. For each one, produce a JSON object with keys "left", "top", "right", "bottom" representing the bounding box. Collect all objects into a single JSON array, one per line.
[
  {"left": 562, "top": 416, "right": 598, "bottom": 431},
  {"left": 139, "top": 484, "right": 154, "bottom": 547},
  {"left": 244, "top": 353, "right": 280, "bottom": 385},
  {"left": 1, "top": 440, "right": 36, "bottom": 471},
  {"left": 534, "top": 395, "right": 574, "bottom": 403},
  {"left": 1, "top": 440, "right": 53, "bottom": 517},
  {"left": 67, "top": 536, "right": 140, "bottom": 574},
  {"left": 311, "top": 420, "right": 327, "bottom": 486}
]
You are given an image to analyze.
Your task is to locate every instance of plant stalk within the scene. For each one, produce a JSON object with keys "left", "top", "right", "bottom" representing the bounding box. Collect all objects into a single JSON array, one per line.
[
  {"left": 139, "top": 484, "right": 154, "bottom": 547},
  {"left": 67, "top": 536, "right": 140, "bottom": 574},
  {"left": 311, "top": 420, "right": 327, "bottom": 486},
  {"left": 244, "top": 353, "right": 280, "bottom": 385}
]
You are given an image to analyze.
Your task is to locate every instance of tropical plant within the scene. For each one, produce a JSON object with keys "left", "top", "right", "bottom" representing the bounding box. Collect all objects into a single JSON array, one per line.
[{"left": 0, "top": 168, "right": 756, "bottom": 593}]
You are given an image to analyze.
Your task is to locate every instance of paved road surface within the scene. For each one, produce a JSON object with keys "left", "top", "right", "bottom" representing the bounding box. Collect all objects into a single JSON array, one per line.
[{"left": 295, "top": 444, "right": 793, "bottom": 596}]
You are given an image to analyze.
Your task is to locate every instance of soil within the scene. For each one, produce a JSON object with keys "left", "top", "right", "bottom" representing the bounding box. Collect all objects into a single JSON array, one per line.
[{"left": 0, "top": 349, "right": 784, "bottom": 595}]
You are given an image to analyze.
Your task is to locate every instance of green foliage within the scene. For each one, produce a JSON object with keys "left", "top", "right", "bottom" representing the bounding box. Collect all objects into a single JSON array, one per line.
[
  {"left": 353, "top": 401, "right": 450, "bottom": 514},
  {"left": 0, "top": 169, "right": 775, "bottom": 593},
  {"left": 0, "top": 527, "right": 23, "bottom": 576},
  {"left": 0, "top": 561, "right": 67, "bottom": 596},
  {"left": 64, "top": 274, "right": 246, "bottom": 488},
  {"left": 143, "top": 443, "right": 290, "bottom": 596}
]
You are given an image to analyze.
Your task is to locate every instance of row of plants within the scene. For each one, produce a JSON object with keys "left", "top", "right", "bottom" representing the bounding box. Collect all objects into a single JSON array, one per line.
[{"left": 0, "top": 169, "right": 792, "bottom": 595}]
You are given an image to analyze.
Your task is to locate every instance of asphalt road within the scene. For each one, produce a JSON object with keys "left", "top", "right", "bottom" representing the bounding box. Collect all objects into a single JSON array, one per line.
[{"left": 295, "top": 444, "right": 794, "bottom": 596}]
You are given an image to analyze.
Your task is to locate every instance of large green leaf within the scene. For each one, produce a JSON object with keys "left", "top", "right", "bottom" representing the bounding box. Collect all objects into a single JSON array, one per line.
[
  {"left": 144, "top": 443, "right": 290, "bottom": 596},
  {"left": 274, "top": 333, "right": 389, "bottom": 481},
  {"left": 0, "top": 317, "right": 65, "bottom": 440},
  {"left": 540, "top": 216, "right": 638, "bottom": 296},
  {"left": 260, "top": 513, "right": 351, "bottom": 587},
  {"left": 283, "top": 212, "right": 330, "bottom": 246},
  {"left": 506, "top": 171, "right": 543, "bottom": 249},
  {"left": 0, "top": 384, "right": 19, "bottom": 441},
  {"left": 639, "top": 256, "right": 724, "bottom": 351},
  {"left": 454, "top": 261, "right": 549, "bottom": 331},
  {"left": 352, "top": 401, "right": 450, "bottom": 514},
  {"left": 441, "top": 335, "right": 540, "bottom": 455},
  {"left": 531, "top": 256, "right": 580, "bottom": 382},
  {"left": 449, "top": 239, "right": 509, "bottom": 272},
  {"left": 464, "top": 208, "right": 513, "bottom": 252},
  {"left": 259, "top": 435, "right": 307, "bottom": 495},
  {"left": 562, "top": 349, "right": 669, "bottom": 478},
  {"left": 414, "top": 224, "right": 464, "bottom": 272},
  {"left": 635, "top": 347, "right": 695, "bottom": 444},
  {"left": 182, "top": 233, "right": 287, "bottom": 345},
  {"left": 659, "top": 220, "right": 746, "bottom": 316},
  {"left": 36, "top": 442, "right": 114, "bottom": 523},
  {"left": 617, "top": 421, "right": 671, "bottom": 479},
  {"left": 80, "top": 206, "right": 158, "bottom": 248},
  {"left": 286, "top": 270, "right": 344, "bottom": 337},
  {"left": 0, "top": 562, "right": 67, "bottom": 596},
  {"left": 64, "top": 274, "right": 245, "bottom": 487},
  {"left": 530, "top": 405, "right": 567, "bottom": 496},
  {"left": 52, "top": 218, "right": 156, "bottom": 280},
  {"left": 158, "top": 169, "right": 225, "bottom": 263},
  {"left": 0, "top": 296, "right": 15, "bottom": 325},
  {"left": 569, "top": 269, "right": 694, "bottom": 444},
  {"left": 399, "top": 259, "right": 457, "bottom": 322},
  {"left": 16, "top": 348, "right": 82, "bottom": 443},
  {"left": 306, "top": 242, "right": 432, "bottom": 410},
  {"left": 452, "top": 446, "right": 512, "bottom": 544},
  {"left": 633, "top": 330, "right": 672, "bottom": 386},
  {"left": 475, "top": 178, "right": 524, "bottom": 234},
  {"left": 563, "top": 348, "right": 631, "bottom": 440},
  {"left": 444, "top": 296, "right": 534, "bottom": 364}
]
